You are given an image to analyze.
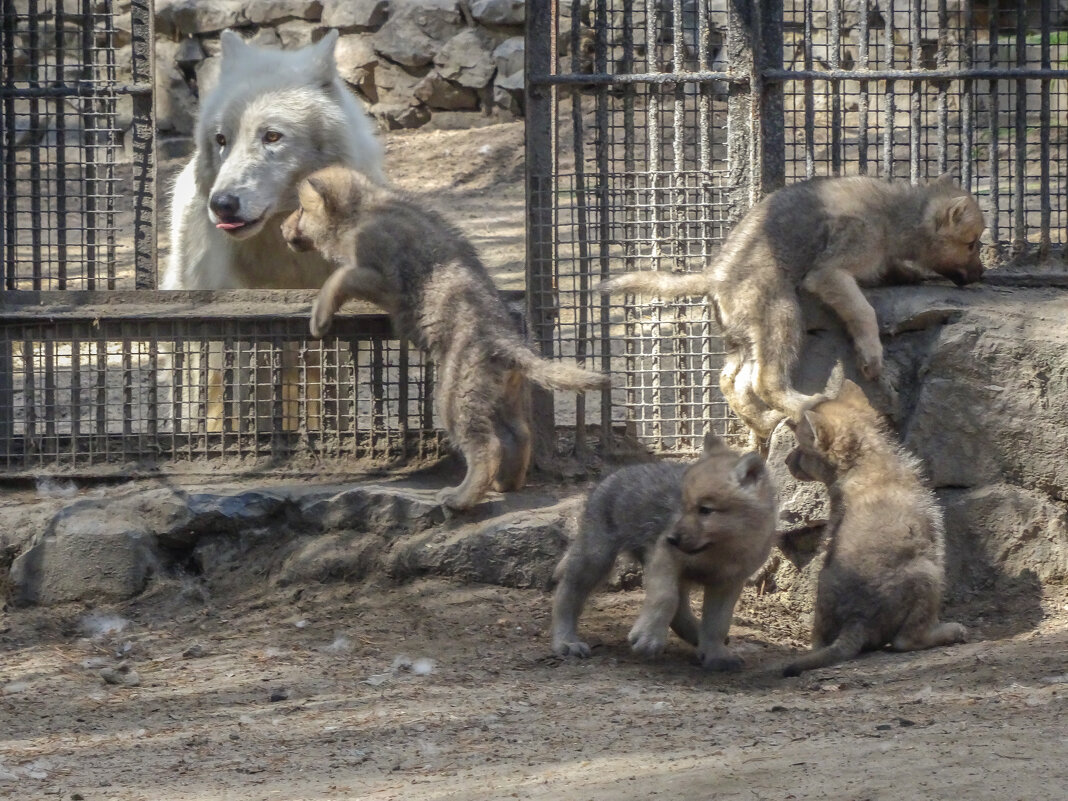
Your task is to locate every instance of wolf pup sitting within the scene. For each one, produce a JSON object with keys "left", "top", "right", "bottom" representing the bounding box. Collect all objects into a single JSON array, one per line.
[
  {"left": 782, "top": 380, "right": 967, "bottom": 677},
  {"left": 282, "top": 166, "right": 610, "bottom": 511},
  {"left": 551, "top": 433, "right": 778, "bottom": 670},
  {"left": 600, "top": 175, "right": 986, "bottom": 440}
]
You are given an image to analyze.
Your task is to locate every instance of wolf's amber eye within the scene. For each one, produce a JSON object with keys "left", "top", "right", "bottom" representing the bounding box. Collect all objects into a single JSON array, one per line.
[
  {"left": 264, "top": 130, "right": 283, "bottom": 144},
  {"left": 215, "top": 133, "right": 226, "bottom": 147}
]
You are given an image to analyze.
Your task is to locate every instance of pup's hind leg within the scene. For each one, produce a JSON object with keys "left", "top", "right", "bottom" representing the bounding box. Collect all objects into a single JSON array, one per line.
[
  {"left": 891, "top": 598, "right": 968, "bottom": 652},
  {"left": 551, "top": 531, "right": 618, "bottom": 657},
  {"left": 493, "top": 373, "right": 532, "bottom": 492},
  {"left": 669, "top": 585, "right": 700, "bottom": 647},
  {"left": 437, "top": 430, "right": 501, "bottom": 511},
  {"left": 696, "top": 581, "right": 746, "bottom": 671},
  {"left": 748, "top": 294, "right": 817, "bottom": 422},
  {"left": 719, "top": 353, "right": 787, "bottom": 443}
]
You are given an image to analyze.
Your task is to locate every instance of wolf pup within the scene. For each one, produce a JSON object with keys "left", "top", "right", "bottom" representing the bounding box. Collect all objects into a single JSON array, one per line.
[
  {"left": 163, "top": 29, "right": 384, "bottom": 291},
  {"left": 781, "top": 380, "right": 967, "bottom": 677},
  {"left": 600, "top": 175, "right": 986, "bottom": 440},
  {"left": 551, "top": 433, "right": 778, "bottom": 670},
  {"left": 282, "top": 166, "right": 610, "bottom": 510}
]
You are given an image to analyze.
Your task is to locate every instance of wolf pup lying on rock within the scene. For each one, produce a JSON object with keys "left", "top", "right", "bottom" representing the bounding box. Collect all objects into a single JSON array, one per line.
[
  {"left": 282, "top": 166, "right": 610, "bottom": 511},
  {"left": 782, "top": 380, "right": 967, "bottom": 677},
  {"left": 600, "top": 175, "right": 986, "bottom": 440},
  {"left": 551, "top": 433, "right": 778, "bottom": 670}
]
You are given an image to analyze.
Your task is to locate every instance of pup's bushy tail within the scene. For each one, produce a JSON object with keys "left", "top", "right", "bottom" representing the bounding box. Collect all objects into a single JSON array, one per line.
[
  {"left": 505, "top": 343, "right": 611, "bottom": 392},
  {"left": 782, "top": 624, "right": 867, "bottom": 677},
  {"left": 597, "top": 271, "right": 709, "bottom": 299}
]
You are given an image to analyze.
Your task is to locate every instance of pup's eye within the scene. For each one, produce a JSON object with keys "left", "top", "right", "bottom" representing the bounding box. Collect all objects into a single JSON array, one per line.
[
  {"left": 263, "top": 130, "right": 283, "bottom": 144},
  {"left": 969, "top": 238, "right": 980, "bottom": 251},
  {"left": 697, "top": 505, "right": 718, "bottom": 517},
  {"left": 215, "top": 133, "right": 226, "bottom": 147}
]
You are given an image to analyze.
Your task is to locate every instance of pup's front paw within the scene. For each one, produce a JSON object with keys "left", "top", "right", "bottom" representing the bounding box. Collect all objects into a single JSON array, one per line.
[
  {"left": 309, "top": 296, "right": 336, "bottom": 339},
  {"left": 855, "top": 340, "right": 884, "bottom": 380},
  {"left": 435, "top": 486, "right": 476, "bottom": 511},
  {"left": 697, "top": 649, "right": 743, "bottom": 672},
  {"left": 628, "top": 624, "right": 667, "bottom": 658},
  {"left": 552, "top": 638, "right": 592, "bottom": 658}
]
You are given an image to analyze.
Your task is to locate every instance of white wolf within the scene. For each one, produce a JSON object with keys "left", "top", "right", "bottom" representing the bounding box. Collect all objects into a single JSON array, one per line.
[{"left": 161, "top": 29, "right": 384, "bottom": 290}]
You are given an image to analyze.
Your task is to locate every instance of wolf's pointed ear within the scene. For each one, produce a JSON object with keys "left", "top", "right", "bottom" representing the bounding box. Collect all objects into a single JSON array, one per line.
[
  {"left": 835, "top": 379, "right": 871, "bottom": 411},
  {"left": 937, "top": 195, "right": 974, "bottom": 229},
  {"left": 219, "top": 30, "right": 248, "bottom": 62},
  {"left": 702, "top": 431, "right": 730, "bottom": 456},
  {"left": 304, "top": 175, "right": 333, "bottom": 213},
  {"left": 309, "top": 29, "right": 340, "bottom": 87},
  {"left": 802, "top": 410, "right": 834, "bottom": 453},
  {"left": 732, "top": 452, "right": 766, "bottom": 488}
]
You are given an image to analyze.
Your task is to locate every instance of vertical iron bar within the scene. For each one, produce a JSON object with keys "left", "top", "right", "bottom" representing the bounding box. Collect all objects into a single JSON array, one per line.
[
  {"left": 1, "top": 0, "right": 16, "bottom": 288},
  {"left": 829, "top": 0, "right": 841, "bottom": 175},
  {"left": 525, "top": 0, "right": 558, "bottom": 469},
  {"left": 961, "top": 0, "right": 974, "bottom": 191},
  {"left": 803, "top": 0, "right": 815, "bottom": 178},
  {"left": 130, "top": 0, "right": 157, "bottom": 288},
  {"left": 645, "top": 0, "right": 663, "bottom": 451},
  {"left": 27, "top": 0, "right": 42, "bottom": 288},
  {"left": 55, "top": 0, "right": 69, "bottom": 289},
  {"left": 936, "top": 0, "right": 949, "bottom": 175},
  {"left": 910, "top": 0, "right": 921, "bottom": 183},
  {"left": 70, "top": 334, "right": 81, "bottom": 464},
  {"left": 753, "top": 0, "right": 784, "bottom": 196},
  {"left": 1039, "top": 0, "right": 1051, "bottom": 256},
  {"left": 1013, "top": 0, "right": 1026, "bottom": 254},
  {"left": 883, "top": 0, "right": 896, "bottom": 177},
  {"left": 858, "top": 0, "right": 870, "bottom": 174},
  {"left": 570, "top": 0, "right": 589, "bottom": 456},
  {"left": 80, "top": 0, "right": 98, "bottom": 290},
  {"left": 987, "top": 6, "right": 1000, "bottom": 252},
  {"left": 23, "top": 338, "right": 36, "bottom": 460},
  {"left": 595, "top": 0, "right": 612, "bottom": 452}
]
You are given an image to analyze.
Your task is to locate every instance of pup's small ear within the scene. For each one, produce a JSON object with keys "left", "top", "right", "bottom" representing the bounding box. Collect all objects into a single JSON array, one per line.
[
  {"left": 933, "top": 169, "right": 960, "bottom": 187},
  {"left": 732, "top": 452, "right": 766, "bottom": 488},
  {"left": 702, "top": 431, "right": 730, "bottom": 456},
  {"left": 835, "top": 379, "right": 871, "bottom": 411},
  {"left": 300, "top": 175, "right": 331, "bottom": 214},
  {"left": 803, "top": 410, "right": 834, "bottom": 453},
  {"left": 309, "top": 29, "right": 340, "bottom": 87},
  {"left": 219, "top": 29, "right": 247, "bottom": 62},
  {"left": 937, "top": 195, "right": 974, "bottom": 230}
]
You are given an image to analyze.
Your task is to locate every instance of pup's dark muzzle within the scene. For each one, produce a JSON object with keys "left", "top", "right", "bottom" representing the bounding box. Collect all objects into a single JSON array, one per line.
[
  {"left": 949, "top": 260, "right": 984, "bottom": 286},
  {"left": 285, "top": 234, "right": 314, "bottom": 253}
]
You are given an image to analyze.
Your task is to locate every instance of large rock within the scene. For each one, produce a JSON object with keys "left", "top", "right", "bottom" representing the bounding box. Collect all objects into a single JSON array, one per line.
[
  {"left": 245, "top": 0, "right": 324, "bottom": 25},
  {"left": 322, "top": 0, "right": 390, "bottom": 30},
  {"left": 154, "top": 38, "right": 198, "bottom": 135},
  {"left": 434, "top": 28, "right": 497, "bottom": 88},
  {"left": 334, "top": 34, "right": 379, "bottom": 94},
  {"left": 414, "top": 72, "right": 480, "bottom": 110},
  {"left": 469, "top": 0, "right": 525, "bottom": 26},
  {"left": 155, "top": 0, "right": 245, "bottom": 36},
  {"left": 10, "top": 503, "right": 158, "bottom": 604},
  {"left": 373, "top": 0, "right": 463, "bottom": 68}
]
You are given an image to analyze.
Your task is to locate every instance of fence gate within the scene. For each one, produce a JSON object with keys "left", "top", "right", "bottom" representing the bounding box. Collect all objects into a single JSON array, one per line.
[{"left": 526, "top": 0, "right": 1068, "bottom": 459}]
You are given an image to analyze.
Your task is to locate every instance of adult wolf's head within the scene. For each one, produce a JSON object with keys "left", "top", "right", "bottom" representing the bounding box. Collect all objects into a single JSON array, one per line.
[{"left": 193, "top": 30, "right": 382, "bottom": 241}]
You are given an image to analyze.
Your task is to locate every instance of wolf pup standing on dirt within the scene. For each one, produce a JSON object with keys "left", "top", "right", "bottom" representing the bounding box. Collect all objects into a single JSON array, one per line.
[
  {"left": 162, "top": 30, "right": 384, "bottom": 290},
  {"left": 282, "top": 165, "right": 610, "bottom": 510},
  {"left": 600, "top": 175, "right": 986, "bottom": 440},
  {"left": 781, "top": 380, "right": 967, "bottom": 677},
  {"left": 551, "top": 433, "right": 778, "bottom": 670}
]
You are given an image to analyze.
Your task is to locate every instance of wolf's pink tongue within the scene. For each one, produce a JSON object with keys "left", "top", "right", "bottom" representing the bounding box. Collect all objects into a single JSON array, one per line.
[{"left": 216, "top": 221, "right": 245, "bottom": 230}]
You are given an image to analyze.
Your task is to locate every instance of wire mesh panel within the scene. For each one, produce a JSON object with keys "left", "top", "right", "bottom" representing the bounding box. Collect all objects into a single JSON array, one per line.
[
  {"left": 528, "top": 0, "right": 1068, "bottom": 459},
  {"left": 774, "top": 0, "right": 1068, "bottom": 260},
  {"left": 0, "top": 292, "right": 444, "bottom": 476},
  {"left": 527, "top": 0, "right": 742, "bottom": 458},
  {"left": 0, "top": 0, "right": 155, "bottom": 290}
]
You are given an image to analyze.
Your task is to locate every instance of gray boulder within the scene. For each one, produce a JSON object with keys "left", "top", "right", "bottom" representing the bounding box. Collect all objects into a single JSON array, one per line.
[
  {"left": 469, "top": 0, "right": 525, "bottom": 26},
  {"left": 322, "top": 0, "right": 391, "bottom": 29},
  {"left": 414, "top": 72, "right": 481, "bottom": 110},
  {"left": 434, "top": 28, "right": 497, "bottom": 88},
  {"left": 373, "top": 0, "right": 463, "bottom": 68},
  {"left": 245, "top": 0, "right": 324, "bottom": 25},
  {"left": 156, "top": 0, "right": 245, "bottom": 36}
]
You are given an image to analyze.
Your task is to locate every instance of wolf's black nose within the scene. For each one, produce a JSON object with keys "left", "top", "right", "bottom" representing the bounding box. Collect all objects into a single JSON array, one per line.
[{"left": 209, "top": 192, "right": 241, "bottom": 219}]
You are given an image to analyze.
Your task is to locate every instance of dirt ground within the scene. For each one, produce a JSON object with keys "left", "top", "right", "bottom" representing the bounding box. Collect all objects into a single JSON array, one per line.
[
  {"left": 1, "top": 569, "right": 1067, "bottom": 801},
  {"left": 3, "top": 123, "right": 1067, "bottom": 799}
]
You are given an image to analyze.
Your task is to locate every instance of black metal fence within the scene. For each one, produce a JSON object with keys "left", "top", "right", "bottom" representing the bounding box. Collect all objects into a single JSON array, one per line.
[{"left": 526, "top": 0, "right": 1068, "bottom": 457}]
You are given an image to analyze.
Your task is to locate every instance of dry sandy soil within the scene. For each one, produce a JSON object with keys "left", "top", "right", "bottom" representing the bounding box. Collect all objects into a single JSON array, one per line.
[{"left": 3, "top": 123, "right": 1067, "bottom": 800}]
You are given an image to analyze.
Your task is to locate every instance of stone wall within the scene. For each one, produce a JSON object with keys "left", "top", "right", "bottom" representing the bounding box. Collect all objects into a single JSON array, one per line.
[{"left": 152, "top": 0, "right": 526, "bottom": 139}]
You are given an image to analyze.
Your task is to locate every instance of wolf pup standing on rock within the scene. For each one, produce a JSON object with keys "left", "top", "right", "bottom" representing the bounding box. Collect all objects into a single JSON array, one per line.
[
  {"left": 781, "top": 380, "right": 967, "bottom": 677},
  {"left": 551, "top": 433, "right": 778, "bottom": 670},
  {"left": 282, "top": 165, "right": 610, "bottom": 511},
  {"left": 600, "top": 175, "right": 986, "bottom": 440},
  {"left": 163, "top": 29, "right": 384, "bottom": 290}
]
